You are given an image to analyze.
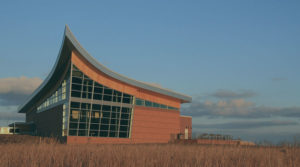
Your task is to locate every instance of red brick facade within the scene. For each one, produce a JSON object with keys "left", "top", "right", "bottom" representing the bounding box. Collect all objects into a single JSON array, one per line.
[{"left": 67, "top": 106, "right": 182, "bottom": 144}]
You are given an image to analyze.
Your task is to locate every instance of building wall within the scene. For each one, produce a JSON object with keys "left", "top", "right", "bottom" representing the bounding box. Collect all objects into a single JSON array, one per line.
[
  {"left": 67, "top": 105, "right": 181, "bottom": 144},
  {"left": 131, "top": 106, "right": 180, "bottom": 143},
  {"left": 30, "top": 105, "right": 63, "bottom": 137},
  {"left": 180, "top": 116, "right": 192, "bottom": 139},
  {"left": 0, "top": 127, "right": 12, "bottom": 134},
  {"left": 66, "top": 50, "right": 185, "bottom": 144}
]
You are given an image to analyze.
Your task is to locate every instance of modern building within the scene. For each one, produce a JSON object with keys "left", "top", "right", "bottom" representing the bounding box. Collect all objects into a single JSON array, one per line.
[{"left": 17, "top": 26, "right": 192, "bottom": 144}]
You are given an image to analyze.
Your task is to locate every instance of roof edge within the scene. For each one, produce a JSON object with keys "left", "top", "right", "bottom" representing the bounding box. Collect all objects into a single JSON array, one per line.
[
  {"left": 64, "top": 25, "right": 192, "bottom": 103},
  {"left": 18, "top": 27, "right": 69, "bottom": 113}
]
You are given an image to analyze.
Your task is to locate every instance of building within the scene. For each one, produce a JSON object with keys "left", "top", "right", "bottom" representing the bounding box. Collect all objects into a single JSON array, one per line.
[
  {"left": 17, "top": 26, "right": 192, "bottom": 144},
  {"left": 0, "top": 127, "right": 12, "bottom": 135}
]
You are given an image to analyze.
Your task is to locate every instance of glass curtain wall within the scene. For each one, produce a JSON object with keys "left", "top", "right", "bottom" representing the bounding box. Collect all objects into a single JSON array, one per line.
[
  {"left": 36, "top": 77, "right": 69, "bottom": 113},
  {"left": 68, "top": 65, "right": 133, "bottom": 138}
]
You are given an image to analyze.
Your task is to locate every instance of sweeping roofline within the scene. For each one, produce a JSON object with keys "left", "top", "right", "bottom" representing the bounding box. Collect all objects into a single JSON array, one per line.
[{"left": 18, "top": 25, "right": 192, "bottom": 113}]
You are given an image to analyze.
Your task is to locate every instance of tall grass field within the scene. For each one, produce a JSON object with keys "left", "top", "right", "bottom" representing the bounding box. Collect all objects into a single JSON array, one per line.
[{"left": 0, "top": 135, "right": 299, "bottom": 167}]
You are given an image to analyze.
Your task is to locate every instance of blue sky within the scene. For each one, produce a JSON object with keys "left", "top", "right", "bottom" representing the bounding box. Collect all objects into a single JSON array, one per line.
[{"left": 0, "top": 0, "right": 299, "bottom": 143}]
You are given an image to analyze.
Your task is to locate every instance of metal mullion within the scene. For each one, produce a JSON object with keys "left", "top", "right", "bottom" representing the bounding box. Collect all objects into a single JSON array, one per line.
[
  {"left": 108, "top": 114, "right": 112, "bottom": 137},
  {"left": 129, "top": 97, "right": 135, "bottom": 138},
  {"left": 77, "top": 70, "right": 84, "bottom": 137},
  {"left": 97, "top": 104, "right": 102, "bottom": 137},
  {"left": 82, "top": 75, "right": 89, "bottom": 136},
  {"left": 117, "top": 93, "right": 123, "bottom": 138},
  {"left": 77, "top": 74, "right": 84, "bottom": 136},
  {"left": 107, "top": 89, "right": 113, "bottom": 137},
  {"left": 99, "top": 86, "right": 105, "bottom": 137},
  {"left": 87, "top": 80, "right": 94, "bottom": 137},
  {"left": 76, "top": 106, "right": 80, "bottom": 136}
]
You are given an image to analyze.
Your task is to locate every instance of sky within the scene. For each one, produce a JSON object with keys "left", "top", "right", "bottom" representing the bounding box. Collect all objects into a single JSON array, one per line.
[{"left": 0, "top": 0, "right": 299, "bottom": 143}]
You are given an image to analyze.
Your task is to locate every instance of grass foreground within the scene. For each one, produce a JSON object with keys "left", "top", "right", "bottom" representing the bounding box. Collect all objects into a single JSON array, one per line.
[{"left": 0, "top": 136, "right": 299, "bottom": 167}]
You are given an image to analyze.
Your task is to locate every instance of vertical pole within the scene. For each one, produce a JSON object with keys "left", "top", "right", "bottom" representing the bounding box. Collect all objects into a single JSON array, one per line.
[{"left": 117, "top": 92, "right": 123, "bottom": 138}]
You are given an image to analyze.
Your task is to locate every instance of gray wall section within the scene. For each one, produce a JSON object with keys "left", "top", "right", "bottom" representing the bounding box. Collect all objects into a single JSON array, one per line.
[{"left": 27, "top": 105, "right": 63, "bottom": 137}]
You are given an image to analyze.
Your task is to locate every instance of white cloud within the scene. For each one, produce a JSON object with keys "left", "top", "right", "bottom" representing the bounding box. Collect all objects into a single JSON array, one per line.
[
  {"left": 0, "top": 76, "right": 42, "bottom": 94},
  {"left": 0, "top": 76, "right": 42, "bottom": 105},
  {"left": 182, "top": 98, "right": 300, "bottom": 118}
]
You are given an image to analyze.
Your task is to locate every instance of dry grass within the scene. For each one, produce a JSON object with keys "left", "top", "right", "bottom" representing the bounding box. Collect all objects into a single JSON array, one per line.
[{"left": 0, "top": 136, "right": 299, "bottom": 167}]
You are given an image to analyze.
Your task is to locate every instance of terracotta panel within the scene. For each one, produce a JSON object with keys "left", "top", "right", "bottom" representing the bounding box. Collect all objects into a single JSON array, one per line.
[{"left": 71, "top": 51, "right": 181, "bottom": 108}]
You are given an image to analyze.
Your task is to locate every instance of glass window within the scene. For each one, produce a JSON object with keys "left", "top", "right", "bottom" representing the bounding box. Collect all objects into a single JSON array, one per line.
[
  {"left": 72, "top": 84, "right": 82, "bottom": 91},
  {"left": 168, "top": 106, "right": 178, "bottom": 110},
  {"left": 160, "top": 104, "right": 167, "bottom": 109},
  {"left": 120, "top": 126, "right": 128, "bottom": 132},
  {"left": 120, "top": 120, "right": 129, "bottom": 126},
  {"left": 104, "top": 88, "right": 113, "bottom": 95},
  {"left": 72, "top": 110, "right": 79, "bottom": 119},
  {"left": 69, "top": 65, "right": 133, "bottom": 138},
  {"left": 135, "top": 98, "right": 179, "bottom": 111},
  {"left": 81, "top": 103, "right": 91, "bottom": 110},
  {"left": 71, "top": 91, "right": 81, "bottom": 98},
  {"left": 123, "top": 97, "right": 131, "bottom": 104},
  {"left": 37, "top": 73, "right": 69, "bottom": 113},
  {"left": 72, "top": 77, "right": 82, "bottom": 85},
  {"left": 153, "top": 103, "right": 160, "bottom": 108},
  {"left": 122, "top": 107, "right": 130, "bottom": 114},
  {"left": 71, "top": 102, "right": 80, "bottom": 108},
  {"left": 69, "top": 122, "right": 78, "bottom": 129},
  {"left": 94, "top": 87, "right": 103, "bottom": 94},
  {"left": 145, "top": 101, "right": 153, "bottom": 107},
  {"left": 103, "top": 95, "right": 112, "bottom": 101},
  {"left": 72, "top": 71, "right": 83, "bottom": 78},
  {"left": 83, "top": 79, "right": 93, "bottom": 86},
  {"left": 100, "top": 131, "right": 108, "bottom": 137},
  {"left": 69, "top": 130, "right": 77, "bottom": 136},
  {"left": 93, "top": 94, "right": 102, "bottom": 100},
  {"left": 102, "top": 112, "right": 110, "bottom": 118},
  {"left": 78, "top": 130, "right": 87, "bottom": 136},
  {"left": 102, "top": 105, "right": 111, "bottom": 111},
  {"left": 119, "top": 132, "right": 128, "bottom": 138},
  {"left": 135, "top": 98, "right": 144, "bottom": 106},
  {"left": 92, "top": 104, "right": 101, "bottom": 110},
  {"left": 121, "top": 113, "right": 130, "bottom": 119},
  {"left": 94, "top": 82, "right": 103, "bottom": 88},
  {"left": 94, "top": 112, "right": 100, "bottom": 119}
]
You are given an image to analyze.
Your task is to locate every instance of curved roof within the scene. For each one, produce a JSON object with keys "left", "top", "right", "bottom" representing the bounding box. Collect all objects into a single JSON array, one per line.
[{"left": 18, "top": 25, "right": 192, "bottom": 113}]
